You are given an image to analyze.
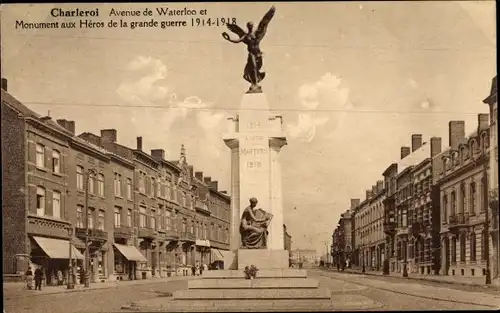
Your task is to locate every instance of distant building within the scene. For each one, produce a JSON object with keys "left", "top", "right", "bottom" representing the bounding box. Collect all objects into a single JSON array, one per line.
[{"left": 291, "top": 249, "right": 316, "bottom": 264}]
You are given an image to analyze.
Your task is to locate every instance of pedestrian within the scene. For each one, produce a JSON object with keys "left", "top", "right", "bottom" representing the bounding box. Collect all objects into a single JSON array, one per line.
[
  {"left": 34, "top": 267, "right": 43, "bottom": 291},
  {"left": 25, "top": 267, "right": 34, "bottom": 290},
  {"left": 199, "top": 263, "right": 204, "bottom": 276},
  {"left": 72, "top": 262, "right": 78, "bottom": 285},
  {"left": 57, "top": 269, "right": 63, "bottom": 285},
  {"left": 191, "top": 264, "right": 196, "bottom": 276}
]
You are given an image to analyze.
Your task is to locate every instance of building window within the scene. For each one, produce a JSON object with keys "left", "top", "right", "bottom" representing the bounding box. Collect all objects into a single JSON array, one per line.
[
  {"left": 138, "top": 173, "right": 146, "bottom": 194},
  {"left": 150, "top": 178, "right": 155, "bottom": 197},
  {"left": 470, "top": 183, "right": 476, "bottom": 215},
  {"left": 443, "top": 195, "right": 448, "bottom": 222},
  {"left": 460, "top": 184, "right": 466, "bottom": 214},
  {"left": 88, "top": 173, "right": 95, "bottom": 194},
  {"left": 98, "top": 210, "right": 105, "bottom": 230},
  {"left": 151, "top": 209, "right": 157, "bottom": 230},
  {"left": 157, "top": 181, "right": 162, "bottom": 198},
  {"left": 165, "top": 210, "right": 172, "bottom": 231},
  {"left": 470, "top": 232, "right": 476, "bottom": 261},
  {"left": 480, "top": 178, "right": 487, "bottom": 212},
  {"left": 36, "top": 187, "right": 46, "bottom": 216},
  {"left": 126, "top": 178, "right": 132, "bottom": 200},
  {"left": 182, "top": 219, "right": 187, "bottom": 233},
  {"left": 52, "top": 150, "right": 61, "bottom": 173},
  {"left": 52, "top": 191, "right": 61, "bottom": 219},
  {"left": 127, "top": 209, "right": 132, "bottom": 227},
  {"left": 97, "top": 174, "right": 105, "bottom": 197},
  {"left": 77, "top": 166, "right": 84, "bottom": 190},
  {"left": 114, "top": 207, "right": 121, "bottom": 227},
  {"left": 140, "top": 206, "right": 147, "bottom": 228},
  {"left": 114, "top": 173, "right": 122, "bottom": 196},
  {"left": 36, "top": 144, "right": 45, "bottom": 167},
  {"left": 450, "top": 191, "right": 456, "bottom": 215},
  {"left": 182, "top": 193, "right": 187, "bottom": 207},
  {"left": 190, "top": 220, "right": 194, "bottom": 234},
  {"left": 459, "top": 233, "right": 466, "bottom": 262},
  {"left": 166, "top": 184, "right": 171, "bottom": 200},
  {"left": 76, "top": 205, "right": 84, "bottom": 228},
  {"left": 88, "top": 209, "right": 94, "bottom": 229},
  {"left": 451, "top": 237, "right": 457, "bottom": 263}
]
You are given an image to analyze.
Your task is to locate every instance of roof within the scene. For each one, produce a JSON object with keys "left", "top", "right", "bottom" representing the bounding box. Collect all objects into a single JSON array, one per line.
[
  {"left": 397, "top": 142, "right": 430, "bottom": 173},
  {"left": 2, "top": 89, "right": 73, "bottom": 136}
]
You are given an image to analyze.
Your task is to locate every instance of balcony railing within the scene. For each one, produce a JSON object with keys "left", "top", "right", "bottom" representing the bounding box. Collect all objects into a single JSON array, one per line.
[
  {"left": 138, "top": 227, "right": 158, "bottom": 239},
  {"left": 180, "top": 231, "right": 196, "bottom": 242},
  {"left": 75, "top": 228, "right": 108, "bottom": 241},
  {"left": 383, "top": 222, "right": 396, "bottom": 233},
  {"left": 113, "top": 226, "right": 132, "bottom": 239},
  {"left": 165, "top": 229, "right": 180, "bottom": 239},
  {"left": 448, "top": 212, "right": 469, "bottom": 228}
]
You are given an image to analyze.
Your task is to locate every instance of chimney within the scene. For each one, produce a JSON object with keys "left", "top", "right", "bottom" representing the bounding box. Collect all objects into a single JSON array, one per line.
[
  {"left": 1, "top": 78, "right": 7, "bottom": 91},
  {"left": 430, "top": 137, "right": 442, "bottom": 158},
  {"left": 136, "top": 136, "right": 143, "bottom": 151},
  {"left": 411, "top": 134, "right": 423, "bottom": 152},
  {"left": 210, "top": 181, "right": 218, "bottom": 191},
  {"left": 478, "top": 114, "right": 489, "bottom": 131},
  {"left": 56, "top": 119, "right": 75, "bottom": 134},
  {"left": 195, "top": 171, "right": 203, "bottom": 181},
  {"left": 151, "top": 149, "right": 165, "bottom": 160},
  {"left": 400, "top": 146, "right": 411, "bottom": 159},
  {"left": 366, "top": 190, "right": 372, "bottom": 200},
  {"left": 448, "top": 121, "right": 465, "bottom": 149},
  {"left": 101, "top": 129, "right": 117, "bottom": 143},
  {"left": 376, "top": 180, "right": 384, "bottom": 192},
  {"left": 371, "top": 185, "right": 377, "bottom": 195},
  {"left": 220, "top": 190, "right": 227, "bottom": 194},
  {"left": 204, "top": 176, "right": 212, "bottom": 184},
  {"left": 350, "top": 198, "right": 360, "bottom": 209},
  {"left": 187, "top": 165, "right": 194, "bottom": 178},
  {"left": 40, "top": 116, "right": 52, "bottom": 122}
]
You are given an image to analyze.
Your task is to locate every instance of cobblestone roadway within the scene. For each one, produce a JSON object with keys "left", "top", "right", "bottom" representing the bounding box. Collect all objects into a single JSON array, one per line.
[
  {"left": 313, "top": 269, "right": 500, "bottom": 311},
  {"left": 3, "top": 279, "right": 189, "bottom": 313}
]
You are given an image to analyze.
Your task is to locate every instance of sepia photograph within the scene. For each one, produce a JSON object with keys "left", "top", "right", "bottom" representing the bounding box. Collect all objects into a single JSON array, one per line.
[{"left": 1, "top": 1, "right": 498, "bottom": 312}]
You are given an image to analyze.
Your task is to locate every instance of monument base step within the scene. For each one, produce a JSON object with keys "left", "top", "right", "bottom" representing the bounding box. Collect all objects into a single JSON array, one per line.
[
  {"left": 125, "top": 296, "right": 383, "bottom": 312},
  {"left": 237, "top": 249, "right": 289, "bottom": 270},
  {"left": 188, "top": 277, "right": 319, "bottom": 289},
  {"left": 173, "top": 288, "right": 331, "bottom": 300},
  {"left": 202, "top": 269, "right": 307, "bottom": 279}
]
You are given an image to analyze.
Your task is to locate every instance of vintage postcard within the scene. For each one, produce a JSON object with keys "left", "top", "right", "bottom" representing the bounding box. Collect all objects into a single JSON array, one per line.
[{"left": 1, "top": 1, "right": 498, "bottom": 312}]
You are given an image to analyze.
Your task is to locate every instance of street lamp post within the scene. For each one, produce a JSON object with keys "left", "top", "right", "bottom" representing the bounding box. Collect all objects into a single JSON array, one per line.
[
  {"left": 67, "top": 227, "right": 75, "bottom": 289},
  {"left": 84, "top": 168, "right": 98, "bottom": 288}
]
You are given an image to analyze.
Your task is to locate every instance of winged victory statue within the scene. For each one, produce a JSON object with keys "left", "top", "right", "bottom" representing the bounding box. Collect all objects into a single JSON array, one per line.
[{"left": 222, "top": 6, "right": 276, "bottom": 93}]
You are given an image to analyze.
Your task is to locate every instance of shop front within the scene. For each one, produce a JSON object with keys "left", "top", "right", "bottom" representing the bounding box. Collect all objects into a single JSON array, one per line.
[
  {"left": 195, "top": 239, "right": 211, "bottom": 266},
  {"left": 113, "top": 243, "right": 148, "bottom": 280},
  {"left": 29, "top": 236, "right": 85, "bottom": 286}
]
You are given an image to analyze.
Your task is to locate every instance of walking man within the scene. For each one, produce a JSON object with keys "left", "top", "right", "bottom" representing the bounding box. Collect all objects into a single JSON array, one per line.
[{"left": 34, "top": 267, "right": 43, "bottom": 291}]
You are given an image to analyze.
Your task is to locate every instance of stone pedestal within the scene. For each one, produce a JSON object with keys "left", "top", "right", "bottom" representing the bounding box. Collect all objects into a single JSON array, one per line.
[
  {"left": 223, "top": 93, "right": 287, "bottom": 269},
  {"left": 237, "top": 249, "right": 289, "bottom": 270}
]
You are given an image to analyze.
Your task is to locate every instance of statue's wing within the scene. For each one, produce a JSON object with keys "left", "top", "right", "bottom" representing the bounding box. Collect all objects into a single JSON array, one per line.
[
  {"left": 255, "top": 6, "right": 276, "bottom": 41},
  {"left": 226, "top": 23, "right": 247, "bottom": 38}
]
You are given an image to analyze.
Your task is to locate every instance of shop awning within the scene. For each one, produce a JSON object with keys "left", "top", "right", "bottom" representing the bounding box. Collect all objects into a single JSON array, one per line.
[
  {"left": 113, "top": 243, "right": 147, "bottom": 262},
  {"left": 195, "top": 239, "right": 211, "bottom": 247},
  {"left": 210, "top": 248, "right": 225, "bottom": 261},
  {"left": 32, "top": 236, "right": 84, "bottom": 260}
]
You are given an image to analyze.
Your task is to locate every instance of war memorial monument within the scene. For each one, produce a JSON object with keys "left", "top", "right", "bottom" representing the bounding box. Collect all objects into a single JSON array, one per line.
[{"left": 121, "top": 6, "right": 378, "bottom": 312}]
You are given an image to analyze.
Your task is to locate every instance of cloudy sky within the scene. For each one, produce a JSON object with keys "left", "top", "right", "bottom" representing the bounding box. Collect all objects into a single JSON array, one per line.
[{"left": 1, "top": 1, "right": 496, "bottom": 254}]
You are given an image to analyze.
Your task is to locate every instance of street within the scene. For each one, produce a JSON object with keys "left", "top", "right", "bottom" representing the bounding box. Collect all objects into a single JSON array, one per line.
[
  {"left": 4, "top": 269, "right": 499, "bottom": 312},
  {"left": 3, "top": 279, "right": 189, "bottom": 313}
]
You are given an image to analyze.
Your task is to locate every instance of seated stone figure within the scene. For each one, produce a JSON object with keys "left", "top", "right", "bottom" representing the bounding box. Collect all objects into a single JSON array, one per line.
[{"left": 240, "top": 197, "right": 273, "bottom": 249}]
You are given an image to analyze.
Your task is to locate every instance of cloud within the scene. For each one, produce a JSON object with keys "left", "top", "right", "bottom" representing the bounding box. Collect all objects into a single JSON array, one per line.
[
  {"left": 113, "top": 56, "right": 230, "bottom": 165},
  {"left": 287, "top": 72, "right": 350, "bottom": 142}
]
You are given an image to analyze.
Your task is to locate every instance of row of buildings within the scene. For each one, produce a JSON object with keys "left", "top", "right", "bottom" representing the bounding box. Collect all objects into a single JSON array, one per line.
[
  {"left": 331, "top": 76, "right": 499, "bottom": 285},
  {"left": 1, "top": 78, "right": 233, "bottom": 283}
]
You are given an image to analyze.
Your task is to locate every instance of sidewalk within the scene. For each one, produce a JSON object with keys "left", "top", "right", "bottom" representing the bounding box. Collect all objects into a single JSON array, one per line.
[
  {"left": 331, "top": 267, "right": 498, "bottom": 289},
  {"left": 3, "top": 275, "right": 194, "bottom": 299}
]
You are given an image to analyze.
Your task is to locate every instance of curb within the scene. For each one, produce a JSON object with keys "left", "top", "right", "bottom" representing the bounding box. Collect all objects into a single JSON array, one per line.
[
  {"left": 4, "top": 276, "right": 193, "bottom": 300},
  {"left": 332, "top": 269, "right": 498, "bottom": 289}
]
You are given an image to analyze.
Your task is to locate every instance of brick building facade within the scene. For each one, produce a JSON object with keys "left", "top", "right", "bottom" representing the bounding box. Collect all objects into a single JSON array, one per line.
[{"left": 2, "top": 83, "right": 230, "bottom": 282}]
